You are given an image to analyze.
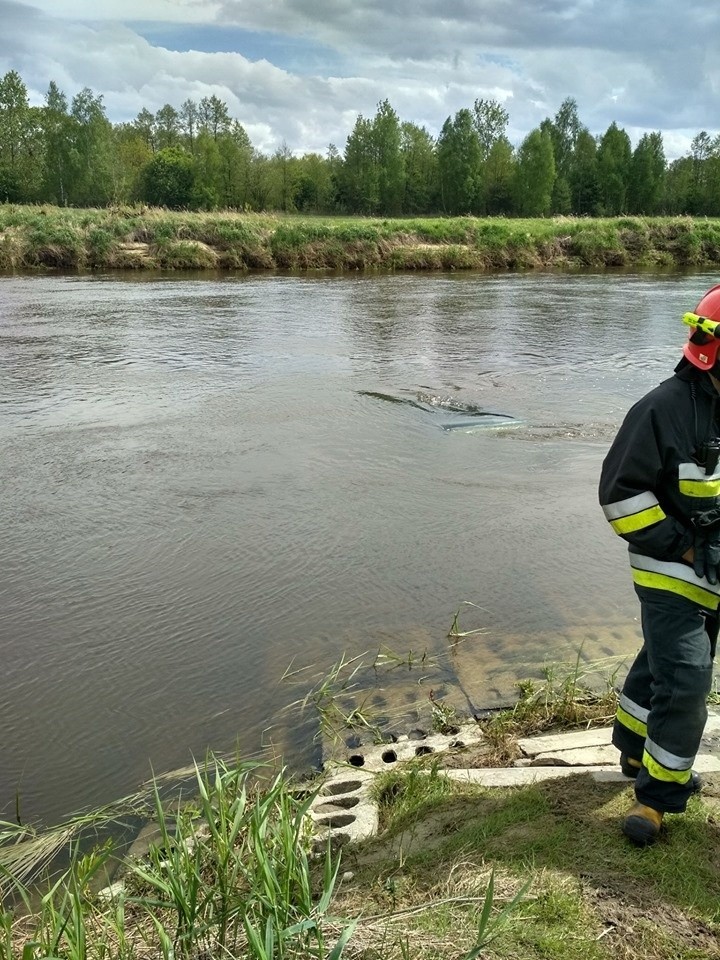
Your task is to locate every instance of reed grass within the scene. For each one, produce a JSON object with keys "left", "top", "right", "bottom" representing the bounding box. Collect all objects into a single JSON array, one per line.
[{"left": 0, "top": 758, "right": 355, "bottom": 960}]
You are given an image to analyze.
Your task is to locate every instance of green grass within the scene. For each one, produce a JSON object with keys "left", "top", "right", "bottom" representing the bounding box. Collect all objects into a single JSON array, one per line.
[
  {"left": 338, "top": 771, "right": 720, "bottom": 959},
  {"left": 5, "top": 205, "right": 720, "bottom": 271}
]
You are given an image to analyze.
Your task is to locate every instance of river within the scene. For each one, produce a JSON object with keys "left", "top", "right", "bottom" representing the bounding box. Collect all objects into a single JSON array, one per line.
[{"left": 1, "top": 269, "right": 716, "bottom": 826}]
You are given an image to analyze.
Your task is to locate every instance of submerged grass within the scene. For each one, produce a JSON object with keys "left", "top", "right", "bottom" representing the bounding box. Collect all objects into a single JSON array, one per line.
[{"left": 5, "top": 205, "right": 720, "bottom": 271}]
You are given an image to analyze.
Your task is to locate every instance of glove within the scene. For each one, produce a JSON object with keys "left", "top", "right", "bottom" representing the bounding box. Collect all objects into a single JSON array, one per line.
[{"left": 692, "top": 507, "right": 720, "bottom": 585}]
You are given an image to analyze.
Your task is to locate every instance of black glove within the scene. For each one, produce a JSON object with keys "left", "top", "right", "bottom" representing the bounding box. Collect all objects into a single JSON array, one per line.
[{"left": 692, "top": 507, "right": 720, "bottom": 585}]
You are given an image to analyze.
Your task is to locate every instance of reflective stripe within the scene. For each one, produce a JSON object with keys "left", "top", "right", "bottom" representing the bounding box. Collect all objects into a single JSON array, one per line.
[
  {"left": 678, "top": 463, "right": 720, "bottom": 498},
  {"left": 643, "top": 749, "right": 692, "bottom": 785},
  {"left": 680, "top": 479, "right": 720, "bottom": 496},
  {"left": 610, "top": 506, "right": 665, "bottom": 534},
  {"left": 619, "top": 693, "right": 649, "bottom": 724},
  {"left": 602, "top": 492, "right": 666, "bottom": 534},
  {"left": 645, "top": 737, "right": 694, "bottom": 771},
  {"left": 602, "top": 492, "right": 661, "bottom": 521},
  {"left": 629, "top": 554, "right": 720, "bottom": 610},
  {"left": 616, "top": 706, "right": 647, "bottom": 738}
]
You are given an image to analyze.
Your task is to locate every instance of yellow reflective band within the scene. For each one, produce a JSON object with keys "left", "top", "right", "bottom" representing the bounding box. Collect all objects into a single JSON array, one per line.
[
  {"left": 616, "top": 706, "right": 647, "bottom": 739},
  {"left": 631, "top": 569, "right": 720, "bottom": 610},
  {"left": 643, "top": 749, "right": 692, "bottom": 785},
  {"left": 609, "top": 505, "right": 666, "bottom": 534},
  {"left": 680, "top": 479, "right": 720, "bottom": 497},
  {"left": 683, "top": 312, "right": 720, "bottom": 338}
]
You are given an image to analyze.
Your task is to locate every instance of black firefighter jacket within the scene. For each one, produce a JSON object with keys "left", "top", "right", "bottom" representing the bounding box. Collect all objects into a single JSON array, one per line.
[{"left": 599, "top": 361, "right": 720, "bottom": 610}]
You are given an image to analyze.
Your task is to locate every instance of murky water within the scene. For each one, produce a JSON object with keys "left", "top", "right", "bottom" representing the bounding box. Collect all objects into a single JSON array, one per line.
[{"left": 1, "top": 270, "right": 716, "bottom": 825}]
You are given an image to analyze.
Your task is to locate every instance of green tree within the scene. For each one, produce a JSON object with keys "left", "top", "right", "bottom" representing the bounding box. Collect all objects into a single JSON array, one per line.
[
  {"left": 156, "top": 104, "right": 180, "bottom": 150},
  {"left": 40, "top": 81, "right": 72, "bottom": 204},
  {"left": 597, "top": 122, "right": 632, "bottom": 215},
  {"left": 472, "top": 98, "right": 510, "bottom": 213},
  {"left": 0, "top": 70, "right": 36, "bottom": 200},
  {"left": 472, "top": 98, "right": 510, "bottom": 160},
  {"left": 570, "top": 129, "right": 600, "bottom": 215},
  {"left": 112, "top": 124, "right": 153, "bottom": 203},
  {"left": 179, "top": 98, "right": 198, "bottom": 154},
  {"left": 340, "top": 115, "right": 379, "bottom": 213},
  {"left": 191, "top": 131, "right": 221, "bottom": 208},
  {"left": 247, "top": 151, "right": 273, "bottom": 210},
  {"left": 705, "top": 153, "right": 720, "bottom": 216},
  {"left": 140, "top": 146, "right": 195, "bottom": 208},
  {"left": 684, "top": 131, "right": 719, "bottom": 214},
  {"left": 542, "top": 98, "right": 582, "bottom": 213},
  {"left": 198, "top": 96, "right": 231, "bottom": 140},
  {"left": 665, "top": 156, "right": 694, "bottom": 215},
  {"left": 401, "top": 121, "right": 437, "bottom": 213},
  {"left": 514, "top": 127, "right": 555, "bottom": 216},
  {"left": 629, "top": 131, "right": 666, "bottom": 214},
  {"left": 67, "top": 87, "right": 114, "bottom": 205},
  {"left": 373, "top": 99, "right": 404, "bottom": 215},
  {"left": 484, "top": 136, "right": 515, "bottom": 214},
  {"left": 133, "top": 108, "right": 156, "bottom": 153},
  {"left": 270, "top": 140, "right": 297, "bottom": 212},
  {"left": 437, "top": 108, "right": 481, "bottom": 215},
  {"left": 216, "top": 121, "right": 253, "bottom": 208},
  {"left": 325, "top": 143, "right": 343, "bottom": 211}
]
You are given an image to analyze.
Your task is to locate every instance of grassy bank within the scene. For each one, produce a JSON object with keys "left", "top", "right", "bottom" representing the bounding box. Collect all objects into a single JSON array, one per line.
[
  {"left": 3, "top": 665, "right": 720, "bottom": 960},
  {"left": 3, "top": 206, "right": 720, "bottom": 272}
]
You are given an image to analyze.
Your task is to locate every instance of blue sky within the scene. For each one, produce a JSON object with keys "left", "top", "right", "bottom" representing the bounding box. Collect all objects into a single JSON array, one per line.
[
  {"left": 128, "top": 22, "right": 347, "bottom": 75},
  {"left": 1, "top": 0, "right": 719, "bottom": 159}
]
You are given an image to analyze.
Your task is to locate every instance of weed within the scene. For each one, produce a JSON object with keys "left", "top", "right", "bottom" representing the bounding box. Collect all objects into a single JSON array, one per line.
[
  {"left": 476, "top": 651, "right": 620, "bottom": 765},
  {"left": 428, "top": 691, "right": 460, "bottom": 735},
  {"left": 461, "top": 868, "right": 532, "bottom": 959}
]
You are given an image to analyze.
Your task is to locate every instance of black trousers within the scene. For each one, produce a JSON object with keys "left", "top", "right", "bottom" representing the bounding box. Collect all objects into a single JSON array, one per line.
[{"left": 612, "top": 586, "right": 718, "bottom": 813}]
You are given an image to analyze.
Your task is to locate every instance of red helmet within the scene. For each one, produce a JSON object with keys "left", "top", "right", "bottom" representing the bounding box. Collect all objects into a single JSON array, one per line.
[{"left": 683, "top": 284, "right": 720, "bottom": 371}]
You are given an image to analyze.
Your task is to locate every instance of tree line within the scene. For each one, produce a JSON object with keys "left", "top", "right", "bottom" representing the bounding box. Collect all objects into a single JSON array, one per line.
[{"left": 1, "top": 68, "right": 719, "bottom": 217}]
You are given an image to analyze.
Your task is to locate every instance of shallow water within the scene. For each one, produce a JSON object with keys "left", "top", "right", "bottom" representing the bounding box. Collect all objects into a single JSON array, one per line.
[{"left": 1, "top": 269, "right": 715, "bottom": 825}]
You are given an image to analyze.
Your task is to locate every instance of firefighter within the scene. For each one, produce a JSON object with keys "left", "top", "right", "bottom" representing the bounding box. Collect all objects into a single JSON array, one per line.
[{"left": 599, "top": 284, "right": 720, "bottom": 845}]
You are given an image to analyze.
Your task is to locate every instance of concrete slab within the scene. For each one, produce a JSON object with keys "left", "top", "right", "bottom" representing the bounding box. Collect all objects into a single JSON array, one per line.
[
  {"left": 324, "top": 726, "right": 484, "bottom": 775},
  {"left": 308, "top": 767, "right": 378, "bottom": 847},
  {"left": 518, "top": 727, "right": 613, "bottom": 756},
  {"left": 444, "top": 766, "right": 623, "bottom": 787},
  {"left": 529, "top": 744, "right": 619, "bottom": 767},
  {"left": 307, "top": 710, "right": 720, "bottom": 847}
]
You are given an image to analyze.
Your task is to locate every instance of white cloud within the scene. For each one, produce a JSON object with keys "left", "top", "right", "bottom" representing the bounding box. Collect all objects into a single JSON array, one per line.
[{"left": 1, "top": 0, "right": 719, "bottom": 158}]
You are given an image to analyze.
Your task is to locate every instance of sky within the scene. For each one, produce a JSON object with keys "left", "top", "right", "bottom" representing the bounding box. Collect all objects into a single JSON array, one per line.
[{"left": 1, "top": 0, "right": 719, "bottom": 160}]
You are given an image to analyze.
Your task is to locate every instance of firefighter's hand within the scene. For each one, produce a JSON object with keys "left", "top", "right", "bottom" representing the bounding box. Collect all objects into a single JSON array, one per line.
[{"left": 693, "top": 528, "right": 720, "bottom": 585}]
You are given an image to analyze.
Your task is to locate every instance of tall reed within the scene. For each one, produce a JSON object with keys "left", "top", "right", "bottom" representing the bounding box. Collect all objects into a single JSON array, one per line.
[{"left": 1, "top": 756, "right": 355, "bottom": 960}]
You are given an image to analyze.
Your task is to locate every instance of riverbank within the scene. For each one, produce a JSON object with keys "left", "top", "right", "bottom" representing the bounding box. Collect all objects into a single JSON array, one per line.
[
  {"left": 3, "top": 674, "right": 720, "bottom": 960},
  {"left": 2, "top": 206, "right": 720, "bottom": 272}
]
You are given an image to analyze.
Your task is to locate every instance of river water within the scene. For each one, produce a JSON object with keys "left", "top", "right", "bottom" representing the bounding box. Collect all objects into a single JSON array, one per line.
[{"left": 1, "top": 269, "right": 716, "bottom": 826}]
